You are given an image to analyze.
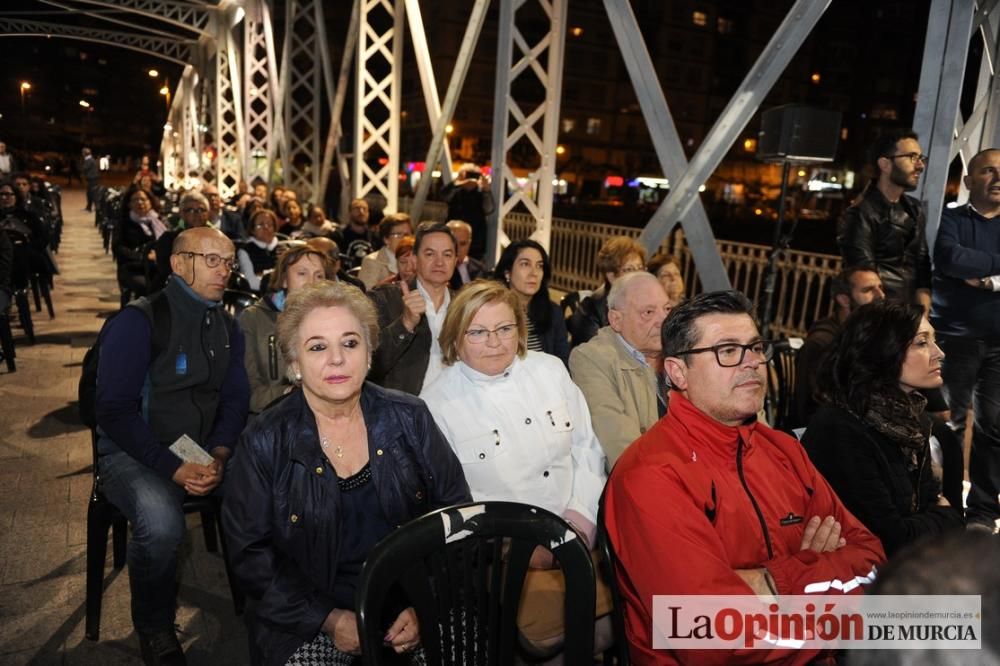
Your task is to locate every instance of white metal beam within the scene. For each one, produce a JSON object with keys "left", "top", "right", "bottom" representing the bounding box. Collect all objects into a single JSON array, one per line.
[
  {"left": 912, "top": 0, "right": 977, "bottom": 253},
  {"left": 0, "top": 18, "right": 194, "bottom": 65},
  {"left": 404, "top": 0, "right": 454, "bottom": 185},
  {"left": 487, "top": 0, "right": 568, "bottom": 266},
  {"left": 603, "top": 0, "right": 729, "bottom": 290},
  {"left": 354, "top": 0, "right": 405, "bottom": 212},
  {"left": 282, "top": 0, "right": 323, "bottom": 201},
  {"left": 408, "top": 0, "right": 490, "bottom": 222},
  {"left": 635, "top": 0, "right": 832, "bottom": 291}
]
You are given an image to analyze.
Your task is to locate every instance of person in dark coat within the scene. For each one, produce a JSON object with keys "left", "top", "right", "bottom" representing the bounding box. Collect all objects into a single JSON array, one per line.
[
  {"left": 493, "top": 238, "right": 569, "bottom": 365},
  {"left": 223, "top": 281, "right": 470, "bottom": 666},
  {"left": 802, "top": 300, "right": 965, "bottom": 557}
]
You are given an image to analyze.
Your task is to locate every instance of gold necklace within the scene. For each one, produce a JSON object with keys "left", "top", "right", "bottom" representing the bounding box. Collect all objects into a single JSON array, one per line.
[{"left": 320, "top": 437, "right": 344, "bottom": 458}]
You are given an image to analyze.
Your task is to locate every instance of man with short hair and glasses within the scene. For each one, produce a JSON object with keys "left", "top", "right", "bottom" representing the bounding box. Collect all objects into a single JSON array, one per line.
[
  {"left": 838, "top": 128, "right": 931, "bottom": 311},
  {"left": 603, "top": 290, "right": 884, "bottom": 664},
  {"left": 95, "top": 227, "right": 249, "bottom": 665}
]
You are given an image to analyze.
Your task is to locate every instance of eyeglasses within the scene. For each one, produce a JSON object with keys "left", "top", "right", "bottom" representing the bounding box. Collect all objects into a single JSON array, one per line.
[
  {"left": 674, "top": 340, "right": 774, "bottom": 367},
  {"left": 177, "top": 251, "right": 238, "bottom": 272},
  {"left": 465, "top": 323, "right": 518, "bottom": 344},
  {"left": 254, "top": 221, "right": 275, "bottom": 229},
  {"left": 387, "top": 231, "right": 409, "bottom": 239},
  {"left": 0, "top": 191, "right": 14, "bottom": 197},
  {"left": 183, "top": 207, "right": 208, "bottom": 214},
  {"left": 887, "top": 153, "right": 928, "bottom": 164},
  {"left": 619, "top": 264, "right": 644, "bottom": 274}
]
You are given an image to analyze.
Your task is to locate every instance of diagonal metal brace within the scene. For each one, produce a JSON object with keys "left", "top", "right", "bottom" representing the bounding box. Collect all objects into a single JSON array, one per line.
[{"left": 634, "top": 0, "right": 831, "bottom": 292}]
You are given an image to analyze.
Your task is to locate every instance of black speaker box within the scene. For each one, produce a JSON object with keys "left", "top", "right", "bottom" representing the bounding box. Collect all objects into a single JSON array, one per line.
[{"left": 756, "top": 105, "right": 842, "bottom": 163}]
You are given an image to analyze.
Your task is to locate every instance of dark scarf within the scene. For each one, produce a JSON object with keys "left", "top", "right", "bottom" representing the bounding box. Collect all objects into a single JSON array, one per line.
[{"left": 860, "top": 391, "right": 929, "bottom": 471}]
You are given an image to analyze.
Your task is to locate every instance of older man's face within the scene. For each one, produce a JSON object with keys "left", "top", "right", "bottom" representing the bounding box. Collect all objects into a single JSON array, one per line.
[
  {"left": 609, "top": 279, "right": 670, "bottom": 358},
  {"left": 665, "top": 313, "right": 767, "bottom": 426},
  {"left": 170, "top": 231, "right": 235, "bottom": 302}
]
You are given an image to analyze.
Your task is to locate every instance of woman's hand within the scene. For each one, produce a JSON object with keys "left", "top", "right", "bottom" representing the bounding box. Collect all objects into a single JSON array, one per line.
[
  {"left": 384, "top": 607, "right": 420, "bottom": 654},
  {"left": 322, "top": 609, "right": 361, "bottom": 655}
]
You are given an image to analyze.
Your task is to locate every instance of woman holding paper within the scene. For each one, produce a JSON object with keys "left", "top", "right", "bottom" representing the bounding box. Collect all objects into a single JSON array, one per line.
[{"left": 223, "top": 281, "right": 470, "bottom": 666}]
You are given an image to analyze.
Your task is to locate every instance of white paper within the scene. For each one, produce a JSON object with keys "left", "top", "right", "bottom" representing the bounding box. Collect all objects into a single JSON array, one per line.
[{"left": 169, "top": 434, "right": 214, "bottom": 465}]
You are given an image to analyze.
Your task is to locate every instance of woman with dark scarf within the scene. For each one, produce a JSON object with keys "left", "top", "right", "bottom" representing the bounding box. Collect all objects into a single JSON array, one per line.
[
  {"left": 112, "top": 184, "right": 167, "bottom": 297},
  {"left": 802, "top": 300, "right": 965, "bottom": 556}
]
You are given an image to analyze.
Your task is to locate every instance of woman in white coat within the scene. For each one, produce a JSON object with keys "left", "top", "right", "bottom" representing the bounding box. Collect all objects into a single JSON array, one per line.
[{"left": 420, "top": 279, "right": 610, "bottom": 658}]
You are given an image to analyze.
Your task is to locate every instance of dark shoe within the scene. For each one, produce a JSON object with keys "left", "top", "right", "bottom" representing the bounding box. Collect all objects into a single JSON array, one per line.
[{"left": 138, "top": 626, "right": 186, "bottom": 666}]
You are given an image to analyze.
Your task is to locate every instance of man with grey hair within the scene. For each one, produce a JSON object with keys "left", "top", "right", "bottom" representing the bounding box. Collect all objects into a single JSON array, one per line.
[
  {"left": 446, "top": 219, "right": 484, "bottom": 288},
  {"left": 569, "top": 271, "right": 670, "bottom": 465},
  {"left": 153, "top": 192, "right": 212, "bottom": 291}
]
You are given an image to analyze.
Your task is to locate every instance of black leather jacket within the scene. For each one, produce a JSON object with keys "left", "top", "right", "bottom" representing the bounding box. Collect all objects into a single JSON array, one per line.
[
  {"left": 837, "top": 182, "right": 931, "bottom": 303},
  {"left": 568, "top": 286, "right": 608, "bottom": 348},
  {"left": 222, "top": 383, "right": 470, "bottom": 666}
]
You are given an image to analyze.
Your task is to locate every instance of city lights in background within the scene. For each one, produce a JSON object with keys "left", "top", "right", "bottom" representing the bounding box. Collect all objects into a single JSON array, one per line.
[
  {"left": 555, "top": 145, "right": 566, "bottom": 155},
  {"left": 148, "top": 69, "right": 159, "bottom": 77},
  {"left": 78, "top": 100, "right": 90, "bottom": 108},
  {"left": 445, "top": 123, "right": 454, "bottom": 134},
  {"left": 811, "top": 72, "right": 821, "bottom": 84}
]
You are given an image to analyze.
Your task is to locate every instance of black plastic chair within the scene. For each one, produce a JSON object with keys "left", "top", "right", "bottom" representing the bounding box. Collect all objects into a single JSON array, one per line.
[
  {"left": 222, "top": 289, "right": 259, "bottom": 317},
  {"left": 0, "top": 310, "right": 15, "bottom": 372},
  {"left": 765, "top": 337, "right": 802, "bottom": 433},
  {"left": 596, "top": 494, "right": 630, "bottom": 665},
  {"left": 356, "top": 501, "right": 596, "bottom": 666},
  {"left": 85, "top": 430, "right": 245, "bottom": 641}
]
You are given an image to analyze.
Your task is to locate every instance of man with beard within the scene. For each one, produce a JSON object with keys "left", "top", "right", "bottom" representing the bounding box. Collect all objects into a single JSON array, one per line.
[
  {"left": 793, "top": 267, "right": 884, "bottom": 427},
  {"left": 838, "top": 129, "right": 931, "bottom": 311}
]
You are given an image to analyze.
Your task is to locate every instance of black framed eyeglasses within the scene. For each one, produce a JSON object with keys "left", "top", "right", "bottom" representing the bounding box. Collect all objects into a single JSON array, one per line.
[
  {"left": 177, "top": 251, "right": 238, "bottom": 272},
  {"left": 183, "top": 207, "right": 208, "bottom": 214},
  {"left": 887, "top": 152, "right": 928, "bottom": 164},
  {"left": 674, "top": 340, "right": 774, "bottom": 367}
]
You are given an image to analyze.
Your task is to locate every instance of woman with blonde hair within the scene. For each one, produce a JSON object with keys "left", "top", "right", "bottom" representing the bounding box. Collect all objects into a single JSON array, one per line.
[
  {"left": 420, "top": 279, "right": 610, "bottom": 658},
  {"left": 224, "top": 281, "right": 470, "bottom": 665}
]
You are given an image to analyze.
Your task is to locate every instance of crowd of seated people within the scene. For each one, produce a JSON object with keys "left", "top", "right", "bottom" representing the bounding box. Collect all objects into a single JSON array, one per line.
[{"left": 82, "top": 154, "right": 1000, "bottom": 666}]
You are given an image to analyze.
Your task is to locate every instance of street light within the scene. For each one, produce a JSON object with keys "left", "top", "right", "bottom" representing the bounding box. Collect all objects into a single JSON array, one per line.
[
  {"left": 19, "top": 81, "right": 31, "bottom": 114},
  {"left": 148, "top": 69, "right": 159, "bottom": 78},
  {"left": 159, "top": 84, "right": 171, "bottom": 112},
  {"left": 79, "top": 100, "right": 90, "bottom": 108}
]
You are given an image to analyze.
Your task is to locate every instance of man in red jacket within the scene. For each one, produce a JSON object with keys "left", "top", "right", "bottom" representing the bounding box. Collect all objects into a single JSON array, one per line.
[{"left": 604, "top": 290, "right": 886, "bottom": 665}]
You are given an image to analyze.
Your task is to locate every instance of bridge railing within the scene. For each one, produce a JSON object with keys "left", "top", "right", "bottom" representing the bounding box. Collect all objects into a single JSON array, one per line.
[{"left": 399, "top": 198, "right": 841, "bottom": 338}]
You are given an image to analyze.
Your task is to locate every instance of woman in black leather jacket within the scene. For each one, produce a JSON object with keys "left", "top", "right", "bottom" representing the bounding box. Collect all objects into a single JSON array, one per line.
[
  {"left": 223, "top": 281, "right": 470, "bottom": 666},
  {"left": 802, "top": 301, "right": 964, "bottom": 556}
]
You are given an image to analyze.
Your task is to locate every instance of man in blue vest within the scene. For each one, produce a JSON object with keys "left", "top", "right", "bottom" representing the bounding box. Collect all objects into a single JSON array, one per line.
[{"left": 95, "top": 227, "right": 250, "bottom": 665}]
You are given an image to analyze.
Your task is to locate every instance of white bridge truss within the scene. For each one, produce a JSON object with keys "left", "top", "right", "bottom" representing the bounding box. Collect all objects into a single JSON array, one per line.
[{"left": 2, "top": 0, "right": 985, "bottom": 286}]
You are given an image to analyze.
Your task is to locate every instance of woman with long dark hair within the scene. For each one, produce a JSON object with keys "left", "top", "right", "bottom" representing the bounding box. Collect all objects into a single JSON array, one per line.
[
  {"left": 802, "top": 300, "right": 965, "bottom": 556},
  {"left": 493, "top": 239, "right": 569, "bottom": 364}
]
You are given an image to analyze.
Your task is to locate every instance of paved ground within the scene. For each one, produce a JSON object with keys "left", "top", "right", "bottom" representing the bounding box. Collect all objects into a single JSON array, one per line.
[{"left": 0, "top": 189, "right": 249, "bottom": 664}]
